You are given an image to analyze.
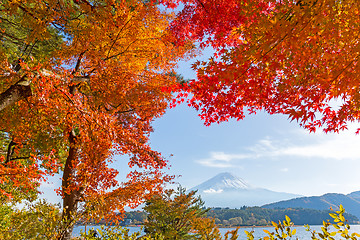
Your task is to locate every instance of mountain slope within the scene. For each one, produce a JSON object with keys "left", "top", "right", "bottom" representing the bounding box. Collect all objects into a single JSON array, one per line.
[
  {"left": 263, "top": 191, "right": 360, "bottom": 219},
  {"left": 190, "top": 172, "right": 301, "bottom": 208}
]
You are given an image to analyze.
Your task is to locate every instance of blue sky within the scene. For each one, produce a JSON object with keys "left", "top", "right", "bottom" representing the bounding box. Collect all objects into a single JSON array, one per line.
[
  {"left": 149, "top": 102, "right": 360, "bottom": 196},
  {"left": 40, "top": 51, "right": 360, "bottom": 204}
]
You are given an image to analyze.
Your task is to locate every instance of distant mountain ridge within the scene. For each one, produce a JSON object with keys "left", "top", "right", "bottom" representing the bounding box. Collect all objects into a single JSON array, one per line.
[
  {"left": 263, "top": 191, "right": 360, "bottom": 219},
  {"left": 190, "top": 172, "right": 302, "bottom": 208}
]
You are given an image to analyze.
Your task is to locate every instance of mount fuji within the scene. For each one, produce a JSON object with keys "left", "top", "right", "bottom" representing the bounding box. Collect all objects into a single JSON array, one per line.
[{"left": 190, "top": 172, "right": 301, "bottom": 208}]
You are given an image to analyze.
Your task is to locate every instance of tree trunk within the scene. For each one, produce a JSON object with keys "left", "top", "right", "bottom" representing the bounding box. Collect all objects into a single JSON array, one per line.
[
  {"left": 0, "top": 76, "right": 31, "bottom": 111},
  {"left": 59, "top": 130, "right": 80, "bottom": 240},
  {"left": 58, "top": 73, "right": 87, "bottom": 239}
]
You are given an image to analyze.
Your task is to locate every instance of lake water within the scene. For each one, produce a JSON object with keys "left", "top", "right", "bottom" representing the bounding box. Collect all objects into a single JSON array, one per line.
[{"left": 73, "top": 224, "right": 360, "bottom": 239}]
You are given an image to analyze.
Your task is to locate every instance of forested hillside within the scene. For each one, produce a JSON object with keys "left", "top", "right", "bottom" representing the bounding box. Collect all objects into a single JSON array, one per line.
[
  {"left": 207, "top": 207, "right": 359, "bottom": 226},
  {"left": 119, "top": 207, "right": 359, "bottom": 227}
]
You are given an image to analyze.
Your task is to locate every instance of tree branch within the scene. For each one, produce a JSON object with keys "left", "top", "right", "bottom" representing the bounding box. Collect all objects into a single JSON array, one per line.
[
  {"left": 5, "top": 140, "right": 16, "bottom": 165},
  {"left": 0, "top": 75, "right": 32, "bottom": 112}
]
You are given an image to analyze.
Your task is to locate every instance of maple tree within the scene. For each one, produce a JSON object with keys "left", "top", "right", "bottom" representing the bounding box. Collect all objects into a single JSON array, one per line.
[
  {"left": 165, "top": 0, "right": 360, "bottom": 133},
  {"left": 0, "top": 0, "right": 192, "bottom": 239}
]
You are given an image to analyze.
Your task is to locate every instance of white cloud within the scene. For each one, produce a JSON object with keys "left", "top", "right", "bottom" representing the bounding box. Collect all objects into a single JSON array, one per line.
[
  {"left": 196, "top": 160, "right": 233, "bottom": 168},
  {"left": 197, "top": 124, "right": 360, "bottom": 168},
  {"left": 203, "top": 188, "right": 223, "bottom": 194},
  {"left": 196, "top": 151, "right": 248, "bottom": 168},
  {"left": 251, "top": 126, "right": 360, "bottom": 160}
]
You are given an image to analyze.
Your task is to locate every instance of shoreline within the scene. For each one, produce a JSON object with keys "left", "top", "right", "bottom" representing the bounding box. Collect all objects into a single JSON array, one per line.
[{"left": 75, "top": 224, "right": 335, "bottom": 229}]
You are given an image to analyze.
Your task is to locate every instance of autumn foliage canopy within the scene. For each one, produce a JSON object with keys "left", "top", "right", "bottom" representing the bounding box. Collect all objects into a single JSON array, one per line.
[
  {"left": 1, "top": 0, "right": 360, "bottom": 237},
  {"left": 168, "top": 0, "right": 360, "bottom": 133}
]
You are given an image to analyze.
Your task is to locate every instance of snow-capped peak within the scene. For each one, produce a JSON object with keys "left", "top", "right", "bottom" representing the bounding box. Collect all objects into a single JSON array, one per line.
[{"left": 191, "top": 172, "right": 252, "bottom": 194}]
